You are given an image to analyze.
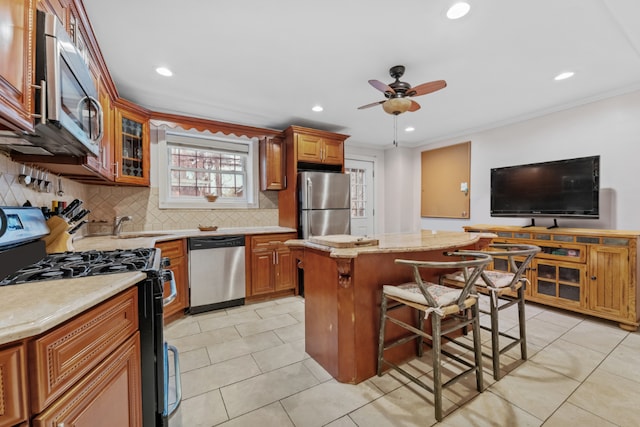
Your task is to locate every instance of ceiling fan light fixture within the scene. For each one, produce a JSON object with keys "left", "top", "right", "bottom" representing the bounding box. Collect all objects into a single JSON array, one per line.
[
  {"left": 382, "top": 98, "right": 412, "bottom": 115},
  {"left": 447, "top": 2, "right": 471, "bottom": 20}
]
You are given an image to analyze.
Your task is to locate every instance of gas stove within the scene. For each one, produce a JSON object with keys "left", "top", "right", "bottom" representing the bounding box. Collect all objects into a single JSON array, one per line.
[
  {"left": 0, "top": 247, "right": 159, "bottom": 286},
  {"left": 0, "top": 206, "right": 180, "bottom": 426}
]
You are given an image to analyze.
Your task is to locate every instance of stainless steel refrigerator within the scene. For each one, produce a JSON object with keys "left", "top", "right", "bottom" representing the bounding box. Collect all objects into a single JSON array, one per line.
[{"left": 298, "top": 171, "right": 351, "bottom": 239}]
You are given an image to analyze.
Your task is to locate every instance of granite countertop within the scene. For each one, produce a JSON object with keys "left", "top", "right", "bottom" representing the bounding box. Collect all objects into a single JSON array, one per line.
[
  {"left": 0, "top": 226, "right": 295, "bottom": 346},
  {"left": 0, "top": 272, "right": 145, "bottom": 345},
  {"left": 72, "top": 226, "right": 296, "bottom": 251},
  {"left": 286, "top": 230, "right": 492, "bottom": 259}
]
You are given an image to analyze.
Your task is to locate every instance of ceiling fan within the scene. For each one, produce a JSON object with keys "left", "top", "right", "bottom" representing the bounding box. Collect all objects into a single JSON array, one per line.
[{"left": 357, "top": 65, "right": 447, "bottom": 115}]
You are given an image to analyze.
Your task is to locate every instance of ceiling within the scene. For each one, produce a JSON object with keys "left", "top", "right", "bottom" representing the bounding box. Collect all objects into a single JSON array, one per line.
[{"left": 82, "top": 0, "right": 640, "bottom": 149}]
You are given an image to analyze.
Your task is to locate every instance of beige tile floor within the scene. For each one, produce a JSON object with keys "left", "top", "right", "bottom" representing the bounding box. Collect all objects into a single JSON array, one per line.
[{"left": 165, "top": 295, "right": 640, "bottom": 427}]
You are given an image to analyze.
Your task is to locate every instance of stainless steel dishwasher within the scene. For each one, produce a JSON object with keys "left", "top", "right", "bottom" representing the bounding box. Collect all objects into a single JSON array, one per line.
[{"left": 188, "top": 235, "right": 246, "bottom": 314}]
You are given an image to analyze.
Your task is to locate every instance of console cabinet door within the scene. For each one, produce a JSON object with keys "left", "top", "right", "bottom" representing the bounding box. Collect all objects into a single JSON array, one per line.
[
  {"left": 588, "top": 245, "right": 629, "bottom": 319},
  {"left": 0, "top": 0, "right": 35, "bottom": 131},
  {"left": 32, "top": 333, "right": 142, "bottom": 427},
  {"left": 0, "top": 344, "right": 28, "bottom": 427}
]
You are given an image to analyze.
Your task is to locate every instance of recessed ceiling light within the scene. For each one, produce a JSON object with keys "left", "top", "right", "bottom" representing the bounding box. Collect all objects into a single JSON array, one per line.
[
  {"left": 156, "top": 67, "right": 173, "bottom": 77},
  {"left": 554, "top": 71, "right": 575, "bottom": 81},
  {"left": 312, "top": 105, "right": 323, "bottom": 112},
  {"left": 447, "top": 2, "right": 471, "bottom": 20},
  {"left": 405, "top": 126, "right": 415, "bottom": 132}
]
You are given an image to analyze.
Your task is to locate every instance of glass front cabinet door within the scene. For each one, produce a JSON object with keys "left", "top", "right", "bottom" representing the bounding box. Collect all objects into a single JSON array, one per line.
[{"left": 114, "top": 107, "right": 150, "bottom": 185}]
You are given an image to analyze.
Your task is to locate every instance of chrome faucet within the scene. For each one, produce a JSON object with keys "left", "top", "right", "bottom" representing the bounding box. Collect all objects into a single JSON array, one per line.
[{"left": 113, "top": 215, "right": 132, "bottom": 236}]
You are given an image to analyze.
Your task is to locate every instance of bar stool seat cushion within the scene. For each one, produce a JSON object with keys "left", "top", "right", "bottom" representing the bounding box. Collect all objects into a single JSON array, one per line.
[
  {"left": 444, "top": 270, "right": 515, "bottom": 289},
  {"left": 383, "top": 282, "right": 462, "bottom": 307}
]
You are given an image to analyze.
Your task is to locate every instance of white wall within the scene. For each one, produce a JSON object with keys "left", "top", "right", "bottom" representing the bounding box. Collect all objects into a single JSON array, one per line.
[{"left": 384, "top": 89, "right": 640, "bottom": 232}]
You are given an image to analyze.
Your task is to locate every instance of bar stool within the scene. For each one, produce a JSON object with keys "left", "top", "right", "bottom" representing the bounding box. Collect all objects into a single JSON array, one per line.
[
  {"left": 377, "top": 252, "right": 492, "bottom": 422},
  {"left": 441, "top": 244, "right": 540, "bottom": 380}
]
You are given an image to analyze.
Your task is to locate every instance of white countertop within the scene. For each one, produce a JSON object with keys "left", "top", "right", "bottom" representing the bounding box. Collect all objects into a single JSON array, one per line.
[
  {"left": 0, "top": 272, "right": 145, "bottom": 345},
  {"left": 73, "top": 226, "right": 296, "bottom": 251},
  {"left": 286, "top": 230, "right": 494, "bottom": 259}
]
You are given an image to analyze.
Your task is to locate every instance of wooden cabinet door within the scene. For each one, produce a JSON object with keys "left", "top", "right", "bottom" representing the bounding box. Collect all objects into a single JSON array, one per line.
[
  {"left": 0, "top": 0, "right": 35, "bottom": 131},
  {"left": 322, "top": 138, "right": 344, "bottom": 165},
  {"left": 32, "top": 333, "right": 142, "bottom": 427},
  {"left": 296, "top": 134, "right": 322, "bottom": 163},
  {"left": 588, "top": 245, "right": 629, "bottom": 319},
  {"left": 114, "top": 107, "right": 150, "bottom": 186},
  {"left": 260, "top": 136, "right": 286, "bottom": 190},
  {"left": 274, "top": 245, "right": 295, "bottom": 292},
  {"left": 0, "top": 344, "right": 28, "bottom": 427},
  {"left": 156, "top": 239, "right": 188, "bottom": 322},
  {"left": 251, "top": 246, "right": 275, "bottom": 295},
  {"left": 531, "top": 259, "right": 585, "bottom": 309},
  {"left": 85, "top": 74, "right": 114, "bottom": 181}
]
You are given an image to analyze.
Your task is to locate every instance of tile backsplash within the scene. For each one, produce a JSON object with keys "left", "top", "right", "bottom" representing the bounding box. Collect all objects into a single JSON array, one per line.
[
  {"left": 0, "top": 154, "right": 88, "bottom": 211},
  {"left": 85, "top": 186, "right": 279, "bottom": 233},
  {"left": 1, "top": 154, "right": 280, "bottom": 235}
]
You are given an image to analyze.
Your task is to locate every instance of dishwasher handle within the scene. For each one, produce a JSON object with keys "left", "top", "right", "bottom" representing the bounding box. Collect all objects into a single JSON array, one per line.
[{"left": 189, "top": 235, "right": 245, "bottom": 250}]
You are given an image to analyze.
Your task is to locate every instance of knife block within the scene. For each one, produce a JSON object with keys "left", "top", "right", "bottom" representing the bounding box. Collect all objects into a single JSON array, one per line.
[{"left": 42, "top": 216, "right": 74, "bottom": 254}]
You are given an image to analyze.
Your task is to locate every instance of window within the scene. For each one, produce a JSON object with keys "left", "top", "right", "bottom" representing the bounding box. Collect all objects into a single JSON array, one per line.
[{"left": 158, "top": 130, "right": 259, "bottom": 209}]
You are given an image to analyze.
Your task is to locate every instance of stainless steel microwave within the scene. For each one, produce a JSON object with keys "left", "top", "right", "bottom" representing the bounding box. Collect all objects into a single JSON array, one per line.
[{"left": 28, "top": 10, "right": 103, "bottom": 157}]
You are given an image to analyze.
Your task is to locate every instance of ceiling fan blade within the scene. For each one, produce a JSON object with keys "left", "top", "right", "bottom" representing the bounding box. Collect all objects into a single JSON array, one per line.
[
  {"left": 406, "top": 80, "right": 447, "bottom": 97},
  {"left": 409, "top": 100, "right": 421, "bottom": 112},
  {"left": 357, "top": 100, "right": 385, "bottom": 110},
  {"left": 368, "top": 79, "right": 396, "bottom": 94}
]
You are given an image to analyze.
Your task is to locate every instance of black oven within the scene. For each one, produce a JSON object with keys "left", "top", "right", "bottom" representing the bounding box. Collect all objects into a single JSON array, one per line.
[{"left": 0, "top": 207, "right": 181, "bottom": 426}]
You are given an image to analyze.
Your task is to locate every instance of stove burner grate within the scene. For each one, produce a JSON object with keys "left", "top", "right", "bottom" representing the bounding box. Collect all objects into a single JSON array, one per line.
[{"left": 0, "top": 248, "right": 158, "bottom": 286}]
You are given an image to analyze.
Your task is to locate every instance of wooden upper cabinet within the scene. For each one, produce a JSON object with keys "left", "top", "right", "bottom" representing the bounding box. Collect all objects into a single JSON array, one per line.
[
  {"left": 114, "top": 102, "right": 150, "bottom": 186},
  {"left": 0, "top": 343, "right": 28, "bottom": 427},
  {"left": 0, "top": 0, "right": 36, "bottom": 132},
  {"left": 260, "top": 136, "right": 286, "bottom": 190},
  {"left": 296, "top": 133, "right": 344, "bottom": 166},
  {"left": 84, "top": 66, "right": 114, "bottom": 181}
]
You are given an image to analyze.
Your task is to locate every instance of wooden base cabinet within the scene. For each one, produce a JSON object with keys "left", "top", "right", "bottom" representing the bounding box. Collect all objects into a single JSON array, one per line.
[
  {"left": 465, "top": 225, "right": 640, "bottom": 331},
  {"left": 155, "top": 239, "right": 189, "bottom": 323},
  {"left": 0, "top": 344, "right": 28, "bottom": 427},
  {"left": 247, "top": 233, "right": 297, "bottom": 300},
  {"left": 32, "top": 333, "right": 142, "bottom": 427}
]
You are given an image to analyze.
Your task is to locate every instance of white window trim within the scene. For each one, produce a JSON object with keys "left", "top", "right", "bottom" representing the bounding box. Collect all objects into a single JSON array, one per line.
[{"left": 157, "top": 129, "right": 259, "bottom": 209}]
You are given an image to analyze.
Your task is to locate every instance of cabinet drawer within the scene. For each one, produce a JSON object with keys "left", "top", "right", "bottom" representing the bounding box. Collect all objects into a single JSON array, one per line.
[
  {"left": 0, "top": 343, "right": 28, "bottom": 427},
  {"left": 155, "top": 239, "right": 186, "bottom": 259},
  {"left": 251, "top": 233, "right": 297, "bottom": 248},
  {"left": 29, "top": 288, "right": 138, "bottom": 413}
]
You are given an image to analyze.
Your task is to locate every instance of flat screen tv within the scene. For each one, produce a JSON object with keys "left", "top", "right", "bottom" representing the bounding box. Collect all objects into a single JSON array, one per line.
[{"left": 490, "top": 155, "right": 600, "bottom": 219}]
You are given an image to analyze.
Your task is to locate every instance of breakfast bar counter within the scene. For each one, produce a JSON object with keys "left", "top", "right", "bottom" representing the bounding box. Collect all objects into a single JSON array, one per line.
[{"left": 287, "top": 230, "right": 493, "bottom": 384}]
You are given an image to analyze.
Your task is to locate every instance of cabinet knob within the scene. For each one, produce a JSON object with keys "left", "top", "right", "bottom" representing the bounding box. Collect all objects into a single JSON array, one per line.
[{"left": 591, "top": 276, "right": 597, "bottom": 280}]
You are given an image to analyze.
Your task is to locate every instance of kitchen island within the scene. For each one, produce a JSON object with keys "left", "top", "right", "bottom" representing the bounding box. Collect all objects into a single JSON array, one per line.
[{"left": 287, "top": 230, "right": 493, "bottom": 384}]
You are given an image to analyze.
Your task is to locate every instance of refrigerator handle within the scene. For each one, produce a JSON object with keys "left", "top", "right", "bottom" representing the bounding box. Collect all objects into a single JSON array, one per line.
[
  {"left": 306, "top": 177, "right": 313, "bottom": 236},
  {"left": 306, "top": 177, "right": 313, "bottom": 209}
]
